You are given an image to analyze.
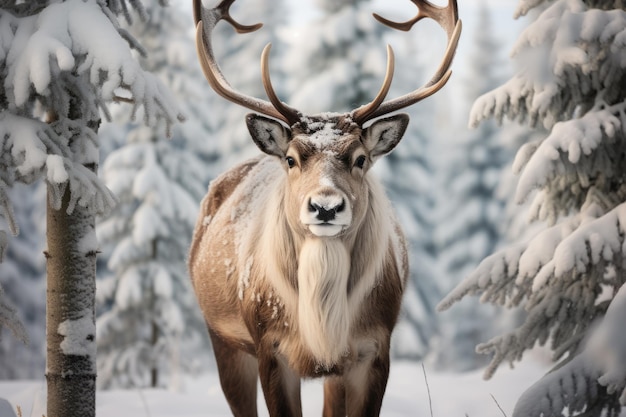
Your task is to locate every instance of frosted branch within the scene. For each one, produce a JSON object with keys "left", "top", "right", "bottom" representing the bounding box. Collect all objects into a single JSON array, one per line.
[
  {"left": 531, "top": 201, "right": 626, "bottom": 290},
  {"left": 0, "top": 112, "right": 118, "bottom": 216},
  {"left": 589, "top": 282, "right": 626, "bottom": 404},
  {"left": 440, "top": 202, "right": 626, "bottom": 377},
  {"left": 512, "top": 355, "right": 619, "bottom": 417},
  {"left": 64, "top": 163, "right": 118, "bottom": 216},
  {"left": 470, "top": 2, "right": 626, "bottom": 130},
  {"left": 511, "top": 284, "right": 626, "bottom": 415},
  {"left": 437, "top": 243, "right": 528, "bottom": 311},
  {"left": 515, "top": 101, "right": 625, "bottom": 205},
  {"left": 3, "top": 0, "right": 184, "bottom": 131},
  {"left": 117, "top": 27, "right": 147, "bottom": 57}
]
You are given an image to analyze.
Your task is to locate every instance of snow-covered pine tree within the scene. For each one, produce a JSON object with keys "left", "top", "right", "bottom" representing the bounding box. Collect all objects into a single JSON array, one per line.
[
  {"left": 96, "top": 127, "right": 206, "bottom": 388},
  {"left": 96, "top": 2, "right": 209, "bottom": 389},
  {"left": 439, "top": 1, "right": 626, "bottom": 415},
  {"left": 282, "top": 0, "right": 442, "bottom": 358},
  {"left": 0, "top": 1, "right": 182, "bottom": 416},
  {"left": 431, "top": 4, "right": 511, "bottom": 371}
]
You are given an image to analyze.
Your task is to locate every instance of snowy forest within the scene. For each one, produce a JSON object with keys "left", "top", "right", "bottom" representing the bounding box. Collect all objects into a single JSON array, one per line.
[{"left": 1, "top": 0, "right": 626, "bottom": 416}]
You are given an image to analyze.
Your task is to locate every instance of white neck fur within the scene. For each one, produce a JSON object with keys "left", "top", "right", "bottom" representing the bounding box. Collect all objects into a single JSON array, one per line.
[{"left": 297, "top": 238, "right": 351, "bottom": 368}]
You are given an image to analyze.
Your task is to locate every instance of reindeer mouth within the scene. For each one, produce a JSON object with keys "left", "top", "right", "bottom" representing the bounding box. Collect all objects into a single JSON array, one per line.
[{"left": 307, "top": 223, "right": 347, "bottom": 237}]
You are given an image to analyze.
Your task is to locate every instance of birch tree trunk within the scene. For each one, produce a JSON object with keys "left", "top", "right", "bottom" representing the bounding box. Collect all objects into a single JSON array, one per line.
[
  {"left": 46, "top": 186, "right": 97, "bottom": 417},
  {"left": 46, "top": 102, "right": 99, "bottom": 417}
]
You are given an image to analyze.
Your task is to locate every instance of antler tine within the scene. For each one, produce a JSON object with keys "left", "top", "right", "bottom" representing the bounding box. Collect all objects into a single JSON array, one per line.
[
  {"left": 352, "top": 0, "right": 462, "bottom": 125},
  {"left": 194, "top": 0, "right": 301, "bottom": 125},
  {"left": 261, "top": 44, "right": 302, "bottom": 126},
  {"left": 373, "top": 0, "right": 458, "bottom": 38},
  {"left": 350, "top": 45, "right": 395, "bottom": 124}
]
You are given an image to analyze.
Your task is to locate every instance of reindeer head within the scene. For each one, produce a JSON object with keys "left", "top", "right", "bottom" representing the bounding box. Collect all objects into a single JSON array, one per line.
[
  {"left": 193, "top": 0, "right": 461, "bottom": 239},
  {"left": 247, "top": 112, "right": 408, "bottom": 238}
]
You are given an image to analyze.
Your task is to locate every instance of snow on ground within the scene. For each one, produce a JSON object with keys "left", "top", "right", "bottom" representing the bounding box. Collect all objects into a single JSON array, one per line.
[{"left": 0, "top": 358, "right": 549, "bottom": 417}]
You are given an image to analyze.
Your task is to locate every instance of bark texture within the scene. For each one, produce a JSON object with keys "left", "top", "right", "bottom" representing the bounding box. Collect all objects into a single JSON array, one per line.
[{"left": 46, "top": 187, "right": 97, "bottom": 417}]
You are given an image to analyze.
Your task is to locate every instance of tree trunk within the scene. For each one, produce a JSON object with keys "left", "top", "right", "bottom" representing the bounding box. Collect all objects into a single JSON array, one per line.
[
  {"left": 151, "top": 319, "right": 158, "bottom": 388},
  {"left": 150, "top": 238, "right": 158, "bottom": 388},
  {"left": 46, "top": 187, "right": 97, "bottom": 417}
]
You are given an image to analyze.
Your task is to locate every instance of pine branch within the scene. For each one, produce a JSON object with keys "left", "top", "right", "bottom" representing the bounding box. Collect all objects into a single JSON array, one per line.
[{"left": 512, "top": 355, "right": 621, "bottom": 417}]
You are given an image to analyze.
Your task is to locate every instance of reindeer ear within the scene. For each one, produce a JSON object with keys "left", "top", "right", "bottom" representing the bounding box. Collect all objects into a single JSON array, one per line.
[
  {"left": 246, "top": 114, "right": 292, "bottom": 158},
  {"left": 363, "top": 114, "right": 409, "bottom": 160}
]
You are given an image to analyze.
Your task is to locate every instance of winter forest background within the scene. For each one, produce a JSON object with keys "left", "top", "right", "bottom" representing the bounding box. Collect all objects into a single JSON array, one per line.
[{"left": 2, "top": 0, "right": 626, "bottom": 415}]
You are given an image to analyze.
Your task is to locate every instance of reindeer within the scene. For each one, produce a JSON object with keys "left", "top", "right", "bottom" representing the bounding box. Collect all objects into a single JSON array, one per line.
[{"left": 188, "top": 1, "right": 461, "bottom": 415}]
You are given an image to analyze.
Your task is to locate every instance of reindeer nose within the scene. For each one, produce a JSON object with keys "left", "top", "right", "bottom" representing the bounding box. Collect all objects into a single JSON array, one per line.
[{"left": 309, "top": 199, "right": 346, "bottom": 222}]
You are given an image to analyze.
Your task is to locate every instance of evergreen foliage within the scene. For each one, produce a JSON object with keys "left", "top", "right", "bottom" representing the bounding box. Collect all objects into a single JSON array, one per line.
[
  {"left": 0, "top": 0, "right": 182, "bottom": 329},
  {"left": 0, "top": 0, "right": 182, "bottom": 414},
  {"left": 96, "top": 129, "right": 207, "bottom": 388},
  {"left": 439, "top": 0, "right": 626, "bottom": 414}
]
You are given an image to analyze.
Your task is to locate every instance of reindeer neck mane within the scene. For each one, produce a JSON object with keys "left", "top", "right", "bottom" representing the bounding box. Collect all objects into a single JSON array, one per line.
[{"left": 247, "top": 166, "right": 393, "bottom": 366}]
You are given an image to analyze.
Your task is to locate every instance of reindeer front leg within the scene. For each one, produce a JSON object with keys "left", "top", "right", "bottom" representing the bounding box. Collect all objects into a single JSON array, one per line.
[
  {"left": 322, "top": 377, "right": 346, "bottom": 417},
  {"left": 342, "top": 341, "right": 391, "bottom": 417},
  {"left": 257, "top": 346, "right": 303, "bottom": 417}
]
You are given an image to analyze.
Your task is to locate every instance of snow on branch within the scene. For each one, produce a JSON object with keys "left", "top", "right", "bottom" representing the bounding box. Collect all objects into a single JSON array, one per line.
[
  {"left": 513, "top": 101, "right": 625, "bottom": 205},
  {"left": 592, "top": 282, "right": 626, "bottom": 404},
  {"left": 0, "top": 113, "right": 51, "bottom": 183},
  {"left": 439, "top": 199, "right": 626, "bottom": 378},
  {"left": 451, "top": 0, "right": 626, "bottom": 409},
  {"left": 512, "top": 0, "right": 626, "bottom": 61},
  {"left": 437, "top": 242, "right": 528, "bottom": 311},
  {"left": 0, "top": 112, "right": 118, "bottom": 216},
  {"left": 469, "top": 74, "right": 537, "bottom": 128},
  {"left": 470, "top": 1, "right": 626, "bottom": 130},
  {"left": 512, "top": 355, "right": 618, "bottom": 417},
  {"left": 437, "top": 211, "right": 588, "bottom": 312},
  {"left": 512, "top": 282, "right": 626, "bottom": 416},
  {"left": 531, "top": 201, "right": 626, "bottom": 290},
  {"left": 2, "top": 0, "right": 183, "bottom": 130}
]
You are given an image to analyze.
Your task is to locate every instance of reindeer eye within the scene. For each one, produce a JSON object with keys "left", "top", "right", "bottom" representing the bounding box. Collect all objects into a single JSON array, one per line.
[
  {"left": 354, "top": 155, "right": 367, "bottom": 169},
  {"left": 286, "top": 156, "right": 296, "bottom": 168}
]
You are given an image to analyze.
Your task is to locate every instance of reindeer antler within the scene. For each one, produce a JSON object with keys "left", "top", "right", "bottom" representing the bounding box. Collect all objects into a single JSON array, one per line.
[
  {"left": 194, "top": 0, "right": 301, "bottom": 126},
  {"left": 351, "top": 0, "right": 462, "bottom": 125},
  {"left": 194, "top": 0, "right": 461, "bottom": 127}
]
